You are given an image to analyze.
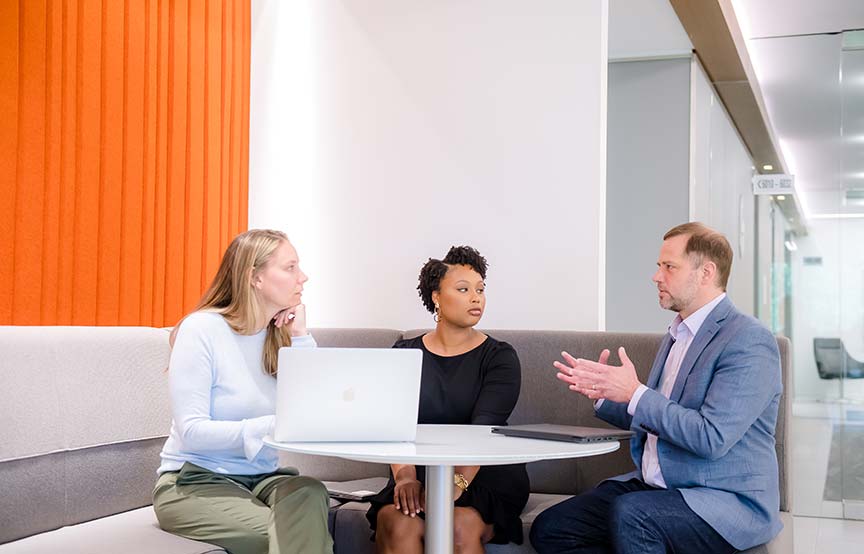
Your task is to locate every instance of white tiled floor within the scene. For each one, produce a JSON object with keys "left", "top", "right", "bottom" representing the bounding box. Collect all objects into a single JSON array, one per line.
[
  {"left": 793, "top": 516, "right": 864, "bottom": 554},
  {"left": 791, "top": 401, "right": 864, "bottom": 552},
  {"left": 790, "top": 414, "right": 843, "bottom": 518}
]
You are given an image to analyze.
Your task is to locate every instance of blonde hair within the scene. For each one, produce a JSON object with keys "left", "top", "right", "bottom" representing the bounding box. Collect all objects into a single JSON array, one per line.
[{"left": 196, "top": 229, "right": 293, "bottom": 376}]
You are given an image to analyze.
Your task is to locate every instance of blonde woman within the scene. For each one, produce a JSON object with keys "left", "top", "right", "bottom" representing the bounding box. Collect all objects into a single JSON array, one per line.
[{"left": 153, "top": 229, "right": 333, "bottom": 554}]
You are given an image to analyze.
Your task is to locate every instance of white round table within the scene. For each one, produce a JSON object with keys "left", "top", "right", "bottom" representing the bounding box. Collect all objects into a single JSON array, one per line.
[{"left": 264, "top": 424, "right": 620, "bottom": 554}]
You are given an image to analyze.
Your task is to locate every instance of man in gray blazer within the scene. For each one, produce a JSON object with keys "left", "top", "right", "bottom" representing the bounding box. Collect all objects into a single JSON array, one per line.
[{"left": 531, "top": 222, "right": 782, "bottom": 553}]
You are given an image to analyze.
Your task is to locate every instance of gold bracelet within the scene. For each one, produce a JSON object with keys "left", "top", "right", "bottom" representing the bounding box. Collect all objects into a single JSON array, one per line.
[{"left": 454, "top": 472, "right": 469, "bottom": 491}]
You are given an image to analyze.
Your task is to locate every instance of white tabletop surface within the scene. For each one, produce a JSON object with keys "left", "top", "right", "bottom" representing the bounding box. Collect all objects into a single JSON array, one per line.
[{"left": 264, "top": 424, "right": 620, "bottom": 466}]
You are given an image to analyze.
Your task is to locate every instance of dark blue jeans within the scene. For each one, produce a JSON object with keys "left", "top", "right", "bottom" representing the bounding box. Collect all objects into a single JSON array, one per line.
[{"left": 529, "top": 478, "right": 737, "bottom": 554}]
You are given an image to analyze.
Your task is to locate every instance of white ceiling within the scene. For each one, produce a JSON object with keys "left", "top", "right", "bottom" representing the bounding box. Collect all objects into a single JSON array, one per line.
[
  {"left": 737, "top": 0, "right": 864, "bottom": 39},
  {"left": 731, "top": 0, "right": 864, "bottom": 216}
]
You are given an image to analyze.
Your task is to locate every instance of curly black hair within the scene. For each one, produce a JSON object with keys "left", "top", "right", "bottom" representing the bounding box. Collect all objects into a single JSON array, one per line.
[{"left": 417, "top": 246, "right": 488, "bottom": 313}]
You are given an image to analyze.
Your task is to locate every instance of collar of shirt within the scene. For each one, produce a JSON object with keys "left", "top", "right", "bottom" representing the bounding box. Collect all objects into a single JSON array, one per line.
[{"left": 668, "top": 292, "right": 727, "bottom": 342}]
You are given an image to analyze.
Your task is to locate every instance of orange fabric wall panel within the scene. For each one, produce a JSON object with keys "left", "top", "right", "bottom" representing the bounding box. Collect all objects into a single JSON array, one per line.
[{"left": 0, "top": 0, "right": 250, "bottom": 326}]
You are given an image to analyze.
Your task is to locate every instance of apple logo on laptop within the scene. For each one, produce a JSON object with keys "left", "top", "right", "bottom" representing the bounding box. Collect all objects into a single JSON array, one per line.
[{"left": 342, "top": 387, "right": 356, "bottom": 402}]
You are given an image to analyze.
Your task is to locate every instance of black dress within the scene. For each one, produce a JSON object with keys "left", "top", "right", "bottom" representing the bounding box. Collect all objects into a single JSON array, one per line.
[{"left": 365, "top": 334, "right": 530, "bottom": 545}]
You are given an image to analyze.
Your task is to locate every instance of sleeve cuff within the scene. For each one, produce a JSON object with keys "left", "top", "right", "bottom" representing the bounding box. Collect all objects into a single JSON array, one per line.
[
  {"left": 627, "top": 384, "right": 649, "bottom": 416},
  {"left": 289, "top": 334, "right": 317, "bottom": 348},
  {"left": 593, "top": 398, "right": 605, "bottom": 410},
  {"left": 242, "top": 415, "right": 276, "bottom": 461}
]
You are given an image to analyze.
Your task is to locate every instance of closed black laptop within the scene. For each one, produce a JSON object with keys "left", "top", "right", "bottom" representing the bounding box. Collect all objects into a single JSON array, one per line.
[{"left": 491, "top": 423, "right": 634, "bottom": 443}]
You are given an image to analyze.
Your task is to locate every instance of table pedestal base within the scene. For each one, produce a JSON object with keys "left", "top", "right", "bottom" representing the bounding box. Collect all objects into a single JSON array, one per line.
[{"left": 425, "top": 464, "right": 454, "bottom": 554}]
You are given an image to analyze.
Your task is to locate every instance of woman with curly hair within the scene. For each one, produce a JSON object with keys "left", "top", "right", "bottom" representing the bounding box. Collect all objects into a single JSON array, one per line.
[{"left": 366, "top": 246, "right": 530, "bottom": 554}]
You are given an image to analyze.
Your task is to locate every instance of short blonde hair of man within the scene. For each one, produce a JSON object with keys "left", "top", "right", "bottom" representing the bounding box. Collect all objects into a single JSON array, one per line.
[
  {"left": 196, "top": 229, "right": 292, "bottom": 376},
  {"left": 663, "top": 222, "right": 733, "bottom": 290}
]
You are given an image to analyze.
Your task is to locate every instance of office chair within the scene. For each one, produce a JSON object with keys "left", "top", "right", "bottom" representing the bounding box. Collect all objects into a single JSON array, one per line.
[{"left": 813, "top": 337, "right": 864, "bottom": 380}]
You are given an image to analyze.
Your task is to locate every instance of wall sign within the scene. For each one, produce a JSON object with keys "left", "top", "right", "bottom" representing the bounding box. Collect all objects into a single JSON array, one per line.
[{"left": 752, "top": 174, "right": 795, "bottom": 195}]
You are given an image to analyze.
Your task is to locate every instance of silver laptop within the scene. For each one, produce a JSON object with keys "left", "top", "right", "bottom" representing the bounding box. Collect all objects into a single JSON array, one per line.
[
  {"left": 491, "top": 423, "right": 634, "bottom": 443},
  {"left": 275, "top": 347, "right": 422, "bottom": 442}
]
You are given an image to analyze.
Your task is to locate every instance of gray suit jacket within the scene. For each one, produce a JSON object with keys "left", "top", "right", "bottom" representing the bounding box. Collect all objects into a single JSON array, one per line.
[{"left": 595, "top": 296, "right": 783, "bottom": 551}]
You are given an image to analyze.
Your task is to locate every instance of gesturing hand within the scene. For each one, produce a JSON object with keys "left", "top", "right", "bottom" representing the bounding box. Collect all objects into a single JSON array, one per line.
[
  {"left": 273, "top": 304, "right": 307, "bottom": 337},
  {"left": 393, "top": 476, "right": 425, "bottom": 517},
  {"left": 554, "top": 347, "right": 642, "bottom": 403}
]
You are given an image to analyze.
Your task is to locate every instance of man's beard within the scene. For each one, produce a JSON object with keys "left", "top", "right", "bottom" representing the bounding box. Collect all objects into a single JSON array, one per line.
[
  {"left": 661, "top": 295, "right": 686, "bottom": 312},
  {"left": 659, "top": 274, "right": 699, "bottom": 313}
]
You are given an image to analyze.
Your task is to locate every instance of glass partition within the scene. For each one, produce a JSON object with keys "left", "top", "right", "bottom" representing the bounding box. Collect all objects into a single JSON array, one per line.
[
  {"left": 837, "top": 29, "right": 864, "bottom": 520},
  {"left": 778, "top": 29, "right": 864, "bottom": 521}
]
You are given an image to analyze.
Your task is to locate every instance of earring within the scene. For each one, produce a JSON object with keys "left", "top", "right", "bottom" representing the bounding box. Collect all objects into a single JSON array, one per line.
[{"left": 433, "top": 303, "right": 440, "bottom": 323}]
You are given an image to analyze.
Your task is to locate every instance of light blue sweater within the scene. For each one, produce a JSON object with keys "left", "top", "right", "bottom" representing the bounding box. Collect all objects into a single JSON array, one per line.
[{"left": 158, "top": 311, "right": 316, "bottom": 475}]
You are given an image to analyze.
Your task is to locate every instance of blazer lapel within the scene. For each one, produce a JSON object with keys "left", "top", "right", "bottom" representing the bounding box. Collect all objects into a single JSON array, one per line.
[{"left": 669, "top": 297, "right": 734, "bottom": 402}]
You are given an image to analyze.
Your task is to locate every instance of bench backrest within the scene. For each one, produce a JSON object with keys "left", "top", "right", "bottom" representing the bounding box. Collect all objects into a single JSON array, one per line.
[{"left": 0, "top": 326, "right": 171, "bottom": 544}]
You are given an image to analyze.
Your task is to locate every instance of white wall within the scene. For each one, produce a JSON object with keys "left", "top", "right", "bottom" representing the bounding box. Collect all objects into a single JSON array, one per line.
[
  {"left": 608, "top": 0, "right": 692, "bottom": 60},
  {"left": 249, "top": 0, "right": 609, "bottom": 330},
  {"left": 606, "top": 58, "right": 691, "bottom": 332},
  {"left": 792, "top": 217, "right": 864, "bottom": 401},
  {"left": 604, "top": 54, "right": 756, "bottom": 331},
  {"left": 689, "top": 59, "right": 756, "bottom": 315}
]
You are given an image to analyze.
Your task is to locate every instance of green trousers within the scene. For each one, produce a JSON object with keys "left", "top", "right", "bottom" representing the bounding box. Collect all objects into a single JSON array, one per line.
[{"left": 153, "top": 463, "right": 334, "bottom": 554}]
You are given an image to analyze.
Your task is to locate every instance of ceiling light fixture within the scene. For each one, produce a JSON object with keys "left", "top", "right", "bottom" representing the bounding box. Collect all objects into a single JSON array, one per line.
[
  {"left": 776, "top": 195, "right": 786, "bottom": 200},
  {"left": 762, "top": 164, "right": 774, "bottom": 171}
]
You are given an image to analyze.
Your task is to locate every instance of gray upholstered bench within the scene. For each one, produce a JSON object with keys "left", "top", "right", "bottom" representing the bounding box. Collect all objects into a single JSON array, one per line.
[{"left": 0, "top": 326, "right": 792, "bottom": 553}]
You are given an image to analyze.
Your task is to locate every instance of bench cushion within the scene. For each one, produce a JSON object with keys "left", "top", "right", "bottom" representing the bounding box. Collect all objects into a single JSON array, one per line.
[
  {"left": 0, "top": 508, "right": 225, "bottom": 554},
  {"left": 0, "top": 497, "right": 348, "bottom": 554}
]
